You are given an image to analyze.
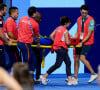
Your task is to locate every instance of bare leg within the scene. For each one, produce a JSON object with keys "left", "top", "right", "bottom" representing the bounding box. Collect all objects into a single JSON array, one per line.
[
  {"left": 80, "top": 55, "right": 95, "bottom": 74},
  {"left": 74, "top": 55, "right": 80, "bottom": 77},
  {"left": 42, "top": 73, "right": 49, "bottom": 79}
]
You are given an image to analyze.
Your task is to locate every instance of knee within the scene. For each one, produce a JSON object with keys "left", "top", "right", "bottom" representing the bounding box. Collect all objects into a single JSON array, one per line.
[
  {"left": 80, "top": 55, "right": 85, "bottom": 61},
  {"left": 55, "top": 63, "right": 61, "bottom": 68}
]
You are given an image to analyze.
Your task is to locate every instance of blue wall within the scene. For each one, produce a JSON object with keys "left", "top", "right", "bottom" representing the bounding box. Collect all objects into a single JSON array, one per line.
[{"left": 84, "top": 0, "right": 100, "bottom": 73}]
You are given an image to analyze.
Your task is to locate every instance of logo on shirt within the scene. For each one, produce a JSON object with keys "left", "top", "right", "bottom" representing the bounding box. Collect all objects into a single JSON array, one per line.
[
  {"left": 91, "top": 22, "right": 94, "bottom": 26},
  {"left": 0, "top": 21, "right": 2, "bottom": 24}
]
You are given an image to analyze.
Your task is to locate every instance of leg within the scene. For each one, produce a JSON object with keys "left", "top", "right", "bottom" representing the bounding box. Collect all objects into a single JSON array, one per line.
[
  {"left": 5, "top": 46, "right": 16, "bottom": 69},
  {"left": 80, "top": 55, "right": 95, "bottom": 74},
  {"left": 63, "top": 50, "right": 72, "bottom": 83},
  {"left": 80, "top": 45, "right": 97, "bottom": 83},
  {"left": 14, "top": 46, "right": 22, "bottom": 62},
  {"left": 18, "top": 42, "right": 36, "bottom": 71},
  {"left": 32, "top": 47, "right": 42, "bottom": 80},
  {"left": 0, "top": 46, "right": 6, "bottom": 69},
  {"left": 74, "top": 47, "right": 82, "bottom": 78},
  {"left": 42, "top": 48, "right": 65, "bottom": 79},
  {"left": 74, "top": 55, "right": 80, "bottom": 77}
]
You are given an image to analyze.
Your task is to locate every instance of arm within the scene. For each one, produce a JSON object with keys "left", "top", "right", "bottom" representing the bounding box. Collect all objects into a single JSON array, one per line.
[
  {"left": 64, "top": 32, "right": 71, "bottom": 45},
  {"left": 34, "top": 23, "right": 40, "bottom": 47},
  {"left": 75, "top": 31, "right": 78, "bottom": 38},
  {"left": 0, "top": 67, "right": 23, "bottom": 90},
  {"left": 6, "top": 20, "right": 17, "bottom": 40},
  {"left": 50, "top": 30, "right": 56, "bottom": 41},
  {"left": 0, "top": 28, "right": 8, "bottom": 43},
  {"left": 8, "top": 32, "right": 16, "bottom": 40}
]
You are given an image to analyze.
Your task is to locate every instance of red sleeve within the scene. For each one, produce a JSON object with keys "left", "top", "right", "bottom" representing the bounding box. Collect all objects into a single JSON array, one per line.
[
  {"left": 33, "top": 23, "right": 40, "bottom": 35},
  {"left": 6, "top": 20, "right": 13, "bottom": 32}
]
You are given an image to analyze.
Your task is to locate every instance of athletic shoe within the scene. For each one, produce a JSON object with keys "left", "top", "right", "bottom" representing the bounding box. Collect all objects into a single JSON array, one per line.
[
  {"left": 88, "top": 74, "right": 98, "bottom": 83},
  {"left": 40, "top": 75, "right": 47, "bottom": 85},
  {"left": 67, "top": 81, "right": 73, "bottom": 85},
  {"left": 37, "top": 78, "right": 49, "bottom": 82},
  {"left": 72, "top": 77, "right": 78, "bottom": 85},
  {"left": 65, "top": 77, "right": 78, "bottom": 82}
]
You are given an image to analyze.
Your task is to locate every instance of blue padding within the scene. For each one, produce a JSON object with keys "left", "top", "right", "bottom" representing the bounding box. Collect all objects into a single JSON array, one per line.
[{"left": 33, "top": 38, "right": 52, "bottom": 45}]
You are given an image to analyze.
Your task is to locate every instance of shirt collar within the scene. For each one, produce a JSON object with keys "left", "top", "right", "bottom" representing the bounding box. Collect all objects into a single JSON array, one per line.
[
  {"left": 82, "top": 15, "right": 88, "bottom": 20},
  {"left": 10, "top": 16, "right": 16, "bottom": 21}
]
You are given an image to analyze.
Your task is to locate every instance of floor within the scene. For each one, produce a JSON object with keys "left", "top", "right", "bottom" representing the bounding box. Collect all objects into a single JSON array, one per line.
[{"left": 1, "top": 74, "right": 100, "bottom": 90}]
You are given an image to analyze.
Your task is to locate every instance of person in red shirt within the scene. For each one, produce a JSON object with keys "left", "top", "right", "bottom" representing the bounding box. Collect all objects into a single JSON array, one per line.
[
  {"left": 18, "top": 6, "right": 40, "bottom": 80},
  {"left": 40, "top": 16, "right": 73, "bottom": 85},
  {"left": 0, "top": 4, "right": 12, "bottom": 69},
  {"left": 5, "top": 7, "right": 21, "bottom": 69}
]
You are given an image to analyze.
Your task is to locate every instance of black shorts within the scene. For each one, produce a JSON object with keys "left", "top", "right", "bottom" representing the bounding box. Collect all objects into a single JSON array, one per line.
[{"left": 75, "top": 45, "right": 91, "bottom": 56}]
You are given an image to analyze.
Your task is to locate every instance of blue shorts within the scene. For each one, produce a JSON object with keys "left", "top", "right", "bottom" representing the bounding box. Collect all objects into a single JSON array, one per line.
[{"left": 75, "top": 45, "right": 92, "bottom": 56}]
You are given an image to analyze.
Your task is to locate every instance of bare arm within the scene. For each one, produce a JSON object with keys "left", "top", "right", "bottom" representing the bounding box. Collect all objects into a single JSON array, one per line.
[
  {"left": 0, "top": 67, "right": 23, "bottom": 90},
  {"left": 7, "top": 32, "right": 16, "bottom": 40},
  {"left": 50, "top": 30, "right": 56, "bottom": 41},
  {"left": 75, "top": 31, "right": 78, "bottom": 38},
  {"left": 0, "top": 28, "right": 8, "bottom": 43},
  {"left": 64, "top": 32, "right": 71, "bottom": 45}
]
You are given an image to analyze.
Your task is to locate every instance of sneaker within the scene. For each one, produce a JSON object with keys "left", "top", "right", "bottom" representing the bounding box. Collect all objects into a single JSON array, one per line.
[
  {"left": 65, "top": 77, "right": 78, "bottom": 82},
  {"left": 88, "top": 74, "right": 98, "bottom": 83},
  {"left": 36, "top": 78, "right": 41, "bottom": 82},
  {"left": 72, "top": 78, "right": 78, "bottom": 85},
  {"left": 37, "top": 78, "right": 49, "bottom": 82},
  {"left": 40, "top": 75, "right": 47, "bottom": 85},
  {"left": 67, "top": 81, "right": 73, "bottom": 85}
]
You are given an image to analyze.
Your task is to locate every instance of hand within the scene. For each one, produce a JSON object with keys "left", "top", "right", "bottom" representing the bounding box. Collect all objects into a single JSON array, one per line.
[
  {"left": 8, "top": 40, "right": 12, "bottom": 46},
  {"left": 70, "top": 35, "right": 73, "bottom": 39},
  {"left": 9, "top": 39, "right": 18, "bottom": 43},
  {"left": 78, "top": 42, "right": 83, "bottom": 47},
  {"left": 37, "top": 43, "right": 40, "bottom": 48}
]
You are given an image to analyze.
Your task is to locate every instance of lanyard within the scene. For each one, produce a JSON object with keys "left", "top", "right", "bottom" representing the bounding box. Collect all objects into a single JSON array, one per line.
[{"left": 28, "top": 17, "right": 34, "bottom": 35}]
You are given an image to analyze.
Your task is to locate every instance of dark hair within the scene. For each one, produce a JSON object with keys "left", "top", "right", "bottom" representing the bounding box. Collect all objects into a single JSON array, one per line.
[
  {"left": 13, "top": 63, "right": 33, "bottom": 86},
  {"left": 81, "top": 5, "right": 88, "bottom": 11},
  {"left": 9, "top": 7, "right": 18, "bottom": 15},
  {"left": 3, "top": 4, "right": 7, "bottom": 7},
  {"left": 60, "top": 16, "right": 71, "bottom": 25},
  {"left": 0, "top": 4, "right": 4, "bottom": 11},
  {"left": 28, "top": 6, "right": 37, "bottom": 17}
]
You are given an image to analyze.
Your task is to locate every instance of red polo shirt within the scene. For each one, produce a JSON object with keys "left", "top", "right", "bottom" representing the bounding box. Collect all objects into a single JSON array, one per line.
[
  {"left": 18, "top": 16, "right": 40, "bottom": 44},
  {"left": 5, "top": 17, "right": 18, "bottom": 39}
]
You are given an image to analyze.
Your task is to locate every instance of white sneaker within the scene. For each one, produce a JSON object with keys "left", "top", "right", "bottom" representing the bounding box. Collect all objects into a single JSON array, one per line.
[
  {"left": 65, "top": 77, "right": 78, "bottom": 82},
  {"left": 72, "top": 78, "right": 78, "bottom": 85},
  {"left": 67, "top": 81, "right": 73, "bottom": 85},
  {"left": 88, "top": 74, "right": 97, "bottom": 83},
  {"left": 36, "top": 78, "right": 41, "bottom": 82},
  {"left": 40, "top": 75, "right": 47, "bottom": 85},
  {"left": 37, "top": 78, "right": 49, "bottom": 82}
]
